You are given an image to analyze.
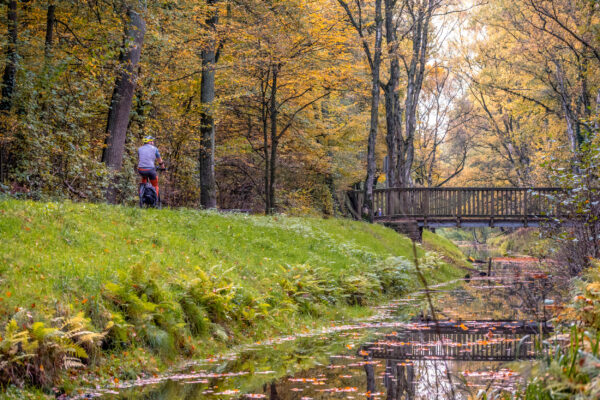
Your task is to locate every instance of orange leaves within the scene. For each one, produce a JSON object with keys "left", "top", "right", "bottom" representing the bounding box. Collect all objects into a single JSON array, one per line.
[{"left": 317, "top": 387, "right": 357, "bottom": 393}]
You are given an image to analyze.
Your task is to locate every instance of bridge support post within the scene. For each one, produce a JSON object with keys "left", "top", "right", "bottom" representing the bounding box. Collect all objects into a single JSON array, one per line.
[{"left": 387, "top": 221, "right": 422, "bottom": 243}]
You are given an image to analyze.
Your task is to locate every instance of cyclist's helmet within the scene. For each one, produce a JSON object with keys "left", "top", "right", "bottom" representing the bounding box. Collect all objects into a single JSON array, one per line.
[{"left": 143, "top": 136, "right": 155, "bottom": 144}]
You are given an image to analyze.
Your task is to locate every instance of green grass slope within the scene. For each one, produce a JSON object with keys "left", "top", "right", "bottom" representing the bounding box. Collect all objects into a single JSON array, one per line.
[{"left": 0, "top": 199, "right": 464, "bottom": 394}]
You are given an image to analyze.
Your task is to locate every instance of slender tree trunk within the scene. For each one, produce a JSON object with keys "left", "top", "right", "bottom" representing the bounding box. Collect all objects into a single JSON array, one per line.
[
  {"left": 365, "top": 0, "right": 383, "bottom": 221},
  {"left": 268, "top": 64, "right": 279, "bottom": 214},
  {"left": 44, "top": 4, "right": 55, "bottom": 60},
  {"left": 101, "top": 7, "right": 146, "bottom": 203},
  {"left": 199, "top": 0, "right": 219, "bottom": 209},
  {"left": 39, "top": 3, "right": 56, "bottom": 115},
  {"left": 0, "top": 0, "right": 18, "bottom": 112},
  {"left": 595, "top": 88, "right": 600, "bottom": 131},
  {"left": 262, "top": 79, "right": 270, "bottom": 213},
  {"left": 553, "top": 60, "right": 583, "bottom": 154}
]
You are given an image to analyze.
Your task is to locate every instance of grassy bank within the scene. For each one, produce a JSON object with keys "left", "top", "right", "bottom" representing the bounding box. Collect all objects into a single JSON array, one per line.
[
  {"left": 488, "top": 228, "right": 554, "bottom": 258},
  {"left": 0, "top": 199, "right": 465, "bottom": 397}
]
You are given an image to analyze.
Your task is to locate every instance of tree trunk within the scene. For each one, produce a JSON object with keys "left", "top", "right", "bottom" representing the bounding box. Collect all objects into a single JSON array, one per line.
[
  {"left": 101, "top": 7, "right": 146, "bottom": 203},
  {"left": 553, "top": 60, "right": 583, "bottom": 154},
  {"left": 364, "top": 0, "right": 383, "bottom": 221},
  {"left": 0, "top": 0, "right": 18, "bottom": 112},
  {"left": 268, "top": 64, "right": 279, "bottom": 214},
  {"left": 199, "top": 0, "right": 219, "bottom": 209},
  {"left": 262, "top": 75, "right": 270, "bottom": 213},
  {"left": 400, "top": 0, "right": 432, "bottom": 187},
  {"left": 44, "top": 4, "right": 55, "bottom": 60},
  {"left": 0, "top": 0, "right": 18, "bottom": 183},
  {"left": 383, "top": 0, "right": 402, "bottom": 189}
]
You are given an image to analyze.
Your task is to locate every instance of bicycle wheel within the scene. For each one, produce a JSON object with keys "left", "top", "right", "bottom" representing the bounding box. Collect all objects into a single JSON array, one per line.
[{"left": 139, "top": 184, "right": 144, "bottom": 208}]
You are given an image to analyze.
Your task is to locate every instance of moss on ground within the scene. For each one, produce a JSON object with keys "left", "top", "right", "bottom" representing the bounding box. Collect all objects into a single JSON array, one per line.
[{"left": 0, "top": 199, "right": 465, "bottom": 397}]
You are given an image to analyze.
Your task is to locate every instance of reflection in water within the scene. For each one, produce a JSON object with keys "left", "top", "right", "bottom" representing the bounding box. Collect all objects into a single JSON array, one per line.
[
  {"left": 84, "top": 254, "right": 564, "bottom": 400},
  {"left": 383, "top": 360, "right": 415, "bottom": 400}
]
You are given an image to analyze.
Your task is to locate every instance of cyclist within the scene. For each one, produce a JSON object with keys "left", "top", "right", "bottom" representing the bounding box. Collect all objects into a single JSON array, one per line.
[{"left": 137, "top": 136, "right": 165, "bottom": 198}]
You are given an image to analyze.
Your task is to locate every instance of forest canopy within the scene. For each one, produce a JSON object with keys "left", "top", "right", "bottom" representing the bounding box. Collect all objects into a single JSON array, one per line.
[{"left": 0, "top": 0, "right": 597, "bottom": 214}]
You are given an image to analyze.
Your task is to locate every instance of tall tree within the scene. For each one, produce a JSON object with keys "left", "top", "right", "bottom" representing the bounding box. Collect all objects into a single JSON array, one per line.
[
  {"left": 0, "top": 0, "right": 17, "bottom": 112},
  {"left": 101, "top": 5, "right": 146, "bottom": 202},
  {"left": 382, "top": 0, "right": 403, "bottom": 188},
  {"left": 0, "top": 0, "right": 18, "bottom": 183},
  {"left": 337, "top": 0, "right": 384, "bottom": 220},
  {"left": 199, "top": 0, "right": 219, "bottom": 209},
  {"left": 44, "top": 3, "right": 55, "bottom": 61},
  {"left": 398, "top": 0, "right": 437, "bottom": 187}
]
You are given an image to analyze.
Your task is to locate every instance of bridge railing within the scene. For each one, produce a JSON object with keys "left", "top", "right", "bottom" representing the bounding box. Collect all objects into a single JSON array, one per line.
[{"left": 347, "top": 187, "right": 564, "bottom": 222}]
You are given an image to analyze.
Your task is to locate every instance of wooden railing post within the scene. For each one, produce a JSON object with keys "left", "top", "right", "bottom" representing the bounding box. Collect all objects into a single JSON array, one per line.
[
  {"left": 457, "top": 190, "right": 462, "bottom": 227},
  {"left": 523, "top": 189, "right": 528, "bottom": 227},
  {"left": 386, "top": 189, "right": 390, "bottom": 217},
  {"left": 490, "top": 189, "right": 495, "bottom": 227}
]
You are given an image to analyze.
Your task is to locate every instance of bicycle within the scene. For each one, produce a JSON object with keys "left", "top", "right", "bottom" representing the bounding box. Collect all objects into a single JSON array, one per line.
[{"left": 138, "top": 167, "right": 166, "bottom": 209}]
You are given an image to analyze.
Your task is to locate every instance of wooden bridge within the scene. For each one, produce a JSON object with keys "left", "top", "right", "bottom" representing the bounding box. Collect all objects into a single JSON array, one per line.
[{"left": 347, "top": 187, "right": 564, "bottom": 240}]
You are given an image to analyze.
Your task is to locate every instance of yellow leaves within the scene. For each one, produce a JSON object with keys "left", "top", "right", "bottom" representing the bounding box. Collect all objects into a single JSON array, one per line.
[{"left": 586, "top": 282, "right": 600, "bottom": 296}]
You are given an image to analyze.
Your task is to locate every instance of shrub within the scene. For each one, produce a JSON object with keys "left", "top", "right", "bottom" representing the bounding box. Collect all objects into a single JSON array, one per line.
[{"left": 0, "top": 314, "right": 103, "bottom": 388}]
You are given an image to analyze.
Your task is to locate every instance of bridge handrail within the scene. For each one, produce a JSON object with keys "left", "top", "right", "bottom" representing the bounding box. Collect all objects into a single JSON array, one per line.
[
  {"left": 346, "top": 187, "right": 567, "bottom": 223},
  {"left": 347, "top": 187, "right": 565, "bottom": 193}
]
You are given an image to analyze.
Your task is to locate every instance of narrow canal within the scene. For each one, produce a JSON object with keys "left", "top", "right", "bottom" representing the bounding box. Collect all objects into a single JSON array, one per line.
[{"left": 83, "top": 241, "right": 566, "bottom": 400}]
